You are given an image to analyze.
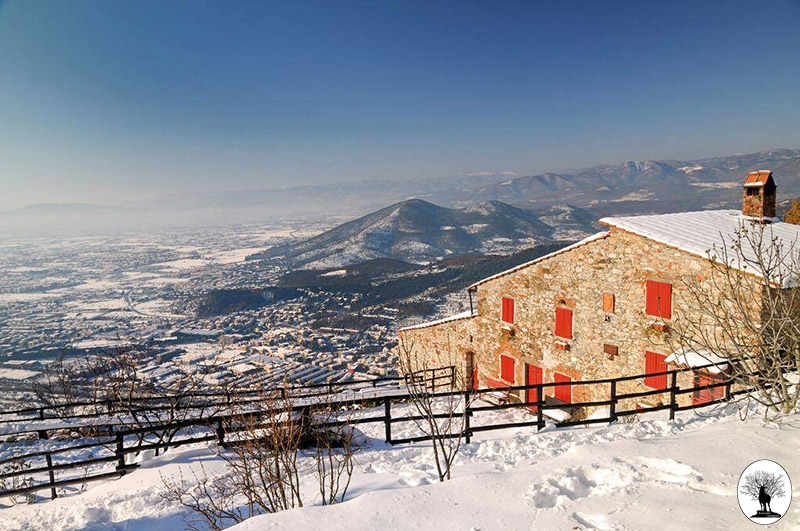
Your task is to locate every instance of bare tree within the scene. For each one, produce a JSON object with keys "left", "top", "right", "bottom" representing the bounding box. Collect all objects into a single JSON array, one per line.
[
  {"left": 740, "top": 470, "right": 786, "bottom": 502},
  {"left": 397, "top": 335, "right": 474, "bottom": 482},
  {"left": 308, "top": 398, "right": 363, "bottom": 505},
  {"left": 160, "top": 386, "right": 362, "bottom": 527},
  {"left": 668, "top": 221, "right": 800, "bottom": 417}
]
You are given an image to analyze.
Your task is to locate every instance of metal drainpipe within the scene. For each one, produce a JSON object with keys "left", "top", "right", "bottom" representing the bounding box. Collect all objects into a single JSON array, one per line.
[{"left": 468, "top": 288, "right": 475, "bottom": 315}]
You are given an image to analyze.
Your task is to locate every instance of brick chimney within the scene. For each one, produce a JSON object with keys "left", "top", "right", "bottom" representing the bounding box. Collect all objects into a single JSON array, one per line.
[{"left": 742, "top": 170, "right": 776, "bottom": 220}]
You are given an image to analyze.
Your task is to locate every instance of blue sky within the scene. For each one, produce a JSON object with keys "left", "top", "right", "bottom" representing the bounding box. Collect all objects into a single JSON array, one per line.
[{"left": 0, "top": 0, "right": 799, "bottom": 209}]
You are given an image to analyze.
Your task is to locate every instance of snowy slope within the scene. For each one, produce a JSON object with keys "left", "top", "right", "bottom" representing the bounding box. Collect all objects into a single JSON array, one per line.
[
  {"left": 3, "top": 403, "right": 799, "bottom": 530},
  {"left": 250, "top": 199, "right": 558, "bottom": 268}
]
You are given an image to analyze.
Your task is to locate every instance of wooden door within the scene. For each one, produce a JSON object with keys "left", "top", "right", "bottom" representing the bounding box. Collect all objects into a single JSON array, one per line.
[
  {"left": 554, "top": 372, "right": 572, "bottom": 403},
  {"left": 525, "top": 363, "right": 542, "bottom": 410}
]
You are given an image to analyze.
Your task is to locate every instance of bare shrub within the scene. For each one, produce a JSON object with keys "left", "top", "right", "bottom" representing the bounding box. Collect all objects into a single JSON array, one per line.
[
  {"left": 160, "top": 386, "right": 362, "bottom": 527},
  {"left": 397, "top": 336, "right": 474, "bottom": 482}
]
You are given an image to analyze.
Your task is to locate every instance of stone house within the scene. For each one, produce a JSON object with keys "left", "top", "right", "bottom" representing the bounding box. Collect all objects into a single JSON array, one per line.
[{"left": 397, "top": 171, "right": 799, "bottom": 418}]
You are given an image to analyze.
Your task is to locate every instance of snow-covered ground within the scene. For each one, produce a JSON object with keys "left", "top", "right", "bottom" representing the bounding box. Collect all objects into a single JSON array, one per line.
[{"left": 2, "top": 402, "right": 798, "bottom": 530}]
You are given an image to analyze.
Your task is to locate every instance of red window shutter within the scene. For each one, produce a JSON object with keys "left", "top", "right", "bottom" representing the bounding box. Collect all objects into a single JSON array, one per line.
[
  {"left": 645, "top": 281, "right": 659, "bottom": 316},
  {"left": 525, "top": 363, "right": 542, "bottom": 409},
  {"left": 659, "top": 282, "right": 672, "bottom": 319},
  {"left": 500, "top": 354, "right": 515, "bottom": 382},
  {"left": 644, "top": 351, "right": 668, "bottom": 389},
  {"left": 693, "top": 372, "right": 725, "bottom": 405},
  {"left": 501, "top": 297, "right": 514, "bottom": 324},
  {"left": 646, "top": 281, "right": 672, "bottom": 319},
  {"left": 555, "top": 308, "right": 573, "bottom": 339},
  {"left": 472, "top": 363, "right": 479, "bottom": 392},
  {"left": 554, "top": 372, "right": 571, "bottom": 403}
]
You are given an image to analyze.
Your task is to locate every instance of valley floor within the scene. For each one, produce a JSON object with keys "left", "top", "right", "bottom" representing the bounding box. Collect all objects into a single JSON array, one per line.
[{"left": 2, "top": 402, "right": 798, "bottom": 531}]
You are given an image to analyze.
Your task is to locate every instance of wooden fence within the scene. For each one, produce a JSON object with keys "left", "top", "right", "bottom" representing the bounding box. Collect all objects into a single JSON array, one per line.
[{"left": 0, "top": 361, "right": 752, "bottom": 502}]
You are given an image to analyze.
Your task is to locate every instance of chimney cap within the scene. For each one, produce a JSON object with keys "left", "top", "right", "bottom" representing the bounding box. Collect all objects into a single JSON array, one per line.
[{"left": 743, "top": 170, "right": 773, "bottom": 187}]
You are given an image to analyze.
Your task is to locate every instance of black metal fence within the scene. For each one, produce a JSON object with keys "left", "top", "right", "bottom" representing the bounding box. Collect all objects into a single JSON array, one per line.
[{"left": 0, "top": 361, "right": 750, "bottom": 502}]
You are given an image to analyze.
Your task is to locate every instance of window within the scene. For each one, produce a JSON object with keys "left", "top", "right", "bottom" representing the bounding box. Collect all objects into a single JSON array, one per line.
[
  {"left": 645, "top": 281, "right": 672, "bottom": 319},
  {"left": 746, "top": 187, "right": 759, "bottom": 196},
  {"left": 644, "top": 351, "right": 668, "bottom": 389},
  {"left": 602, "top": 293, "right": 615, "bottom": 313},
  {"left": 554, "top": 372, "right": 572, "bottom": 403},
  {"left": 500, "top": 354, "right": 515, "bottom": 383},
  {"left": 555, "top": 307, "right": 573, "bottom": 339},
  {"left": 693, "top": 372, "right": 726, "bottom": 405},
  {"left": 501, "top": 297, "right": 515, "bottom": 324}
]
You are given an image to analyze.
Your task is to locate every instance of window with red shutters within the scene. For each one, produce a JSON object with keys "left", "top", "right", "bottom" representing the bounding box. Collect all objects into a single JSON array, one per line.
[
  {"left": 501, "top": 297, "right": 515, "bottom": 324},
  {"left": 555, "top": 307, "right": 573, "bottom": 339},
  {"left": 554, "top": 372, "right": 571, "bottom": 403},
  {"left": 693, "top": 372, "right": 726, "bottom": 405},
  {"left": 644, "top": 351, "right": 668, "bottom": 389},
  {"left": 645, "top": 281, "right": 672, "bottom": 319},
  {"left": 500, "top": 354, "right": 515, "bottom": 382}
]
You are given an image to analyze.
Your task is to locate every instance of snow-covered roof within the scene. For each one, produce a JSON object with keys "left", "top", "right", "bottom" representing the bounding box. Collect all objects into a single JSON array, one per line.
[
  {"left": 468, "top": 232, "right": 610, "bottom": 289},
  {"left": 600, "top": 210, "right": 800, "bottom": 288},
  {"left": 665, "top": 348, "right": 729, "bottom": 374},
  {"left": 398, "top": 310, "right": 474, "bottom": 332}
]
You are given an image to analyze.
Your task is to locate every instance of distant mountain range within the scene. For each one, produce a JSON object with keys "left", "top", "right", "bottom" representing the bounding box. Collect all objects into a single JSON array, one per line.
[
  {"left": 4, "top": 148, "right": 799, "bottom": 236},
  {"left": 249, "top": 199, "right": 596, "bottom": 268}
]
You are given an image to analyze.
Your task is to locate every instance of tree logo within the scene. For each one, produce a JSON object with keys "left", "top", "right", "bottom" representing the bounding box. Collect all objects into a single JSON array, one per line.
[{"left": 737, "top": 460, "right": 791, "bottom": 524}]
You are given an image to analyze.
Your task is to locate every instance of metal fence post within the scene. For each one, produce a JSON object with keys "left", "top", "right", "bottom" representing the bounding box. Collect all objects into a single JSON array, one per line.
[
  {"left": 609, "top": 380, "right": 617, "bottom": 424},
  {"left": 115, "top": 433, "right": 126, "bottom": 476},
  {"left": 669, "top": 371, "right": 678, "bottom": 421},
  {"left": 464, "top": 390, "right": 471, "bottom": 445},
  {"left": 216, "top": 418, "right": 226, "bottom": 448},
  {"left": 383, "top": 398, "right": 392, "bottom": 444},
  {"left": 45, "top": 452, "right": 57, "bottom": 499},
  {"left": 536, "top": 384, "right": 544, "bottom": 430}
]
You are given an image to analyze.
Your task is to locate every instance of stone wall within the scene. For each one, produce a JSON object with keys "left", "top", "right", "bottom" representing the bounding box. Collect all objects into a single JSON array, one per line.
[{"left": 399, "top": 227, "right": 761, "bottom": 417}]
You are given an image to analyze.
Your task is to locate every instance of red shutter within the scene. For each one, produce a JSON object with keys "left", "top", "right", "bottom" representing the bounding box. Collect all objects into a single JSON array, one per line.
[
  {"left": 554, "top": 372, "right": 571, "bottom": 403},
  {"left": 659, "top": 282, "right": 672, "bottom": 319},
  {"left": 500, "top": 354, "right": 515, "bottom": 382},
  {"left": 693, "top": 372, "right": 725, "bottom": 405},
  {"left": 501, "top": 297, "right": 515, "bottom": 324},
  {"left": 645, "top": 281, "right": 659, "bottom": 316},
  {"left": 644, "top": 351, "right": 668, "bottom": 389},
  {"left": 472, "top": 362, "right": 479, "bottom": 392},
  {"left": 646, "top": 281, "right": 672, "bottom": 319},
  {"left": 525, "top": 363, "right": 542, "bottom": 410},
  {"left": 555, "top": 308, "right": 573, "bottom": 339}
]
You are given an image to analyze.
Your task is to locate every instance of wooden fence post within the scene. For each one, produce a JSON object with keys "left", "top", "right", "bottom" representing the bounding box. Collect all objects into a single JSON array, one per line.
[
  {"left": 450, "top": 365, "right": 456, "bottom": 388},
  {"left": 383, "top": 398, "right": 392, "bottom": 445},
  {"left": 215, "top": 418, "right": 226, "bottom": 448},
  {"left": 609, "top": 380, "right": 617, "bottom": 424},
  {"left": 115, "top": 433, "right": 126, "bottom": 476},
  {"left": 45, "top": 452, "right": 57, "bottom": 500},
  {"left": 536, "top": 384, "right": 544, "bottom": 430},
  {"left": 464, "top": 390, "right": 471, "bottom": 445},
  {"left": 725, "top": 379, "right": 732, "bottom": 401},
  {"left": 669, "top": 371, "right": 678, "bottom": 421}
]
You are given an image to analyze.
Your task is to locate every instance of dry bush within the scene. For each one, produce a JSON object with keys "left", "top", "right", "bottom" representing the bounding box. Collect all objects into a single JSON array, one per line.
[
  {"left": 160, "top": 387, "right": 362, "bottom": 528},
  {"left": 397, "top": 336, "right": 474, "bottom": 482}
]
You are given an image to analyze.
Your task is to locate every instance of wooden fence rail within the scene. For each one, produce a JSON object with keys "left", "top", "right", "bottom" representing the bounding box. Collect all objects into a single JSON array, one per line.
[{"left": 0, "top": 360, "right": 765, "bottom": 502}]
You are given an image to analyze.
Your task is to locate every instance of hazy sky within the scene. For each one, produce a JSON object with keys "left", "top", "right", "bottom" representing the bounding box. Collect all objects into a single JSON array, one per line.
[{"left": 1, "top": 0, "right": 799, "bottom": 210}]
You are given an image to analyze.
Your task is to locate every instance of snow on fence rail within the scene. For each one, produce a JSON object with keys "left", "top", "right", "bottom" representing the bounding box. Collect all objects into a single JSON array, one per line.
[{"left": 0, "top": 362, "right": 762, "bottom": 502}]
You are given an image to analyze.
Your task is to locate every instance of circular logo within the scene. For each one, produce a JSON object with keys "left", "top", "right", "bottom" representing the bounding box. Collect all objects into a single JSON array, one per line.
[{"left": 737, "top": 460, "right": 792, "bottom": 524}]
